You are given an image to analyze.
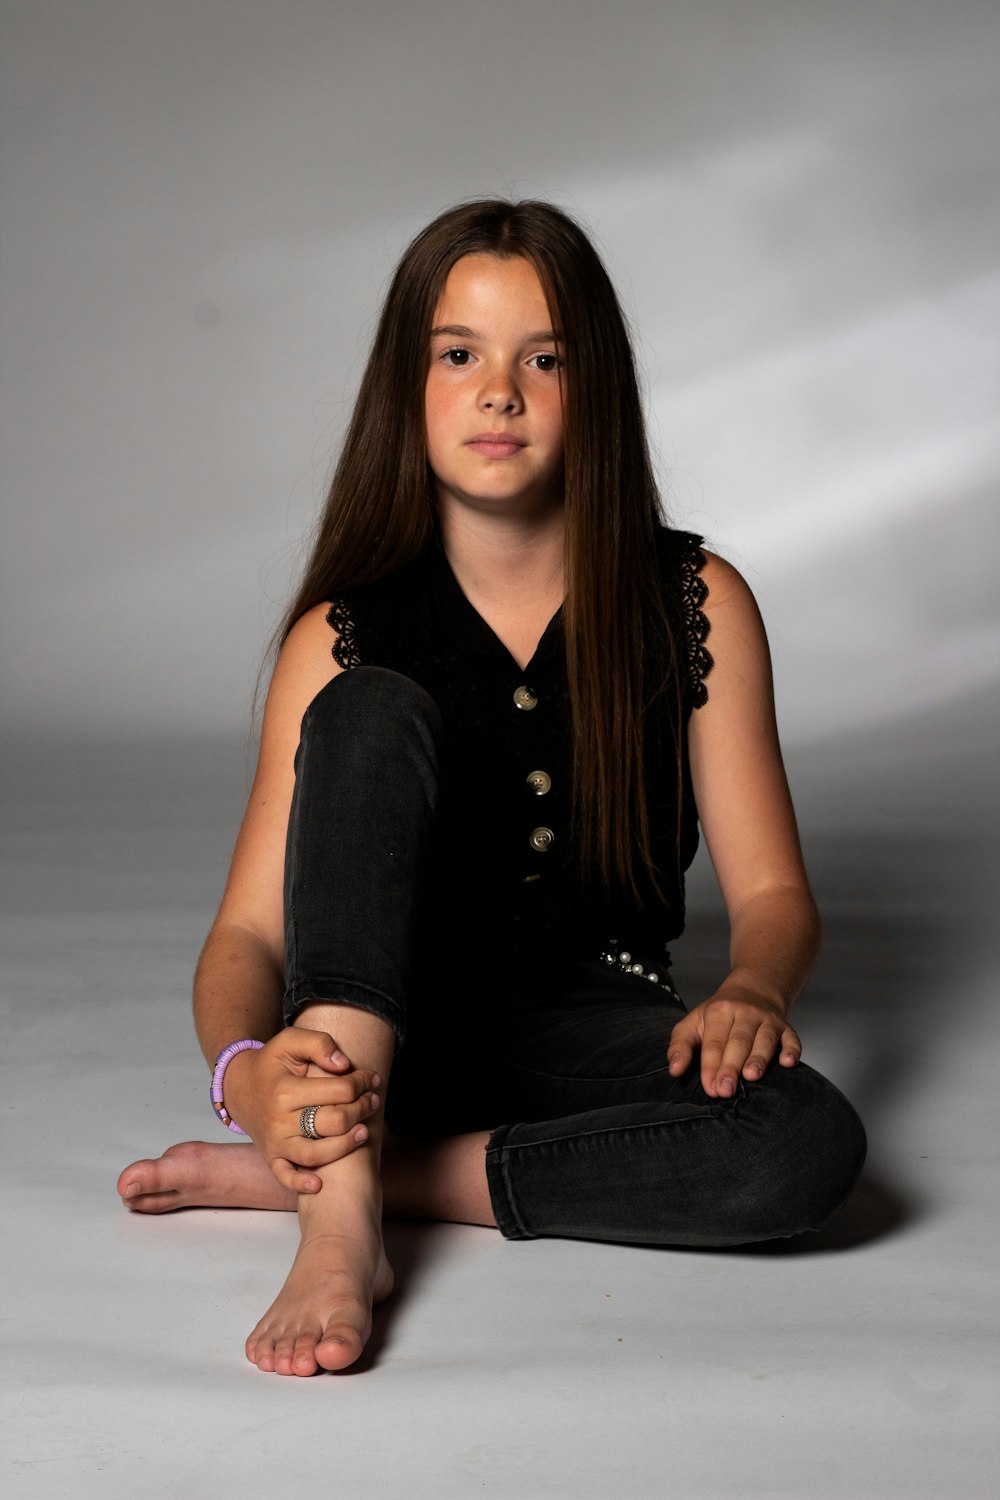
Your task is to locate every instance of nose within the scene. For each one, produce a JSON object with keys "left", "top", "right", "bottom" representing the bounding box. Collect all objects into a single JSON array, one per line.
[{"left": 479, "top": 362, "right": 523, "bottom": 414}]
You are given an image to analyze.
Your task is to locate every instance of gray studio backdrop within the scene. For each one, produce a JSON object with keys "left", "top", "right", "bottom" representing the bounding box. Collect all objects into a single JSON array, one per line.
[
  {"left": 3, "top": 9, "right": 999, "bottom": 1497},
  {"left": 2, "top": 0, "right": 998, "bottom": 755}
]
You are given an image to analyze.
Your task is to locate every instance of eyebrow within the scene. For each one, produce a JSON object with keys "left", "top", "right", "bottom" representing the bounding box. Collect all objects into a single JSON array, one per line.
[{"left": 429, "top": 324, "right": 563, "bottom": 342}]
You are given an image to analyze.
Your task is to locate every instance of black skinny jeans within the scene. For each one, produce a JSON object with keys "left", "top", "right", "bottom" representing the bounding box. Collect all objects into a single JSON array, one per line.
[{"left": 283, "top": 668, "right": 866, "bottom": 1246}]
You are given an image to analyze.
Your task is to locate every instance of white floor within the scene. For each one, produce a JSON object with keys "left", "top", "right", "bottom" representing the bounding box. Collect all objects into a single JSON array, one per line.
[{"left": 2, "top": 699, "right": 997, "bottom": 1500}]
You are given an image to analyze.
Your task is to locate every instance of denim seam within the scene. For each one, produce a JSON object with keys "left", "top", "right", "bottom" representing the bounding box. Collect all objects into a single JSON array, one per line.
[
  {"left": 500, "top": 1060, "right": 676, "bottom": 1085},
  {"left": 485, "top": 1127, "right": 531, "bottom": 1238},
  {"left": 492, "top": 1101, "right": 739, "bottom": 1154}
]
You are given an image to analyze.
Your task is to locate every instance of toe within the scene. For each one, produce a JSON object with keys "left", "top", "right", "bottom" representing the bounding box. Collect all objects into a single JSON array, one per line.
[
  {"left": 292, "top": 1335, "right": 320, "bottom": 1377},
  {"left": 122, "top": 1189, "right": 180, "bottom": 1214},
  {"left": 273, "top": 1337, "right": 299, "bottom": 1376},
  {"left": 247, "top": 1325, "right": 277, "bottom": 1372},
  {"left": 315, "top": 1315, "right": 366, "bottom": 1372},
  {"left": 117, "top": 1157, "right": 184, "bottom": 1211},
  {"left": 314, "top": 1335, "right": 361, "bottom": 1372},
  {"left": 116, "top": 1161, "right": 153, "bottom": 1199}
]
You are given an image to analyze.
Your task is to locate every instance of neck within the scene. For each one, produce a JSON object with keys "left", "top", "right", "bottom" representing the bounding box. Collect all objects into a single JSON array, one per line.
[
  {"left": 436, "top": 504, "right": 566, "bottom": 672},
  {"left": 437, "top": 505, "right": 565, "bottom": 607}
]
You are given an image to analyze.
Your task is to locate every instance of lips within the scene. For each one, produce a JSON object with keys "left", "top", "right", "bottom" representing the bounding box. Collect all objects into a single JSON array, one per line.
[{"left": 467, "top": 433, "right": 526, "bottom": 458}]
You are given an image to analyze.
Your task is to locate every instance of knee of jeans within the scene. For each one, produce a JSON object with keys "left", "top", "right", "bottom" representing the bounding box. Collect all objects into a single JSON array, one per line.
[
  {"left": 737, "top": 1066, "right": 867, "bottom": 1240},
  {"left": 300, "top": 667, "right": 443, "bottom": 750}
]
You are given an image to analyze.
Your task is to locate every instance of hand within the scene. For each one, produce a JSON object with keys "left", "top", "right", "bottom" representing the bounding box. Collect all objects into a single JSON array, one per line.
[
  {"left": 667, "top": 984, "right": 801, "bottom": 1099},
  {"left": 222, "top": 1027, "right": 382, "bottom": 1193}
]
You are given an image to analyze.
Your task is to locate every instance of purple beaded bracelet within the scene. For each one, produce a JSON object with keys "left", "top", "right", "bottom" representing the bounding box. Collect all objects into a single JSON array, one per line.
[{"left": 210, "top": 1039, "right": 264, "bottom": 1134}]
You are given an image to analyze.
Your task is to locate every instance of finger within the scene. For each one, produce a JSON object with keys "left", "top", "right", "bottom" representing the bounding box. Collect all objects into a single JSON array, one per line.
[
  {"left": 280, "top": 1125, "right": 373, "bottom": 1170},
  {"left": 269, "top": 1157, "right": 323, "bottom": 1194},
  {"left": 666, "top": 1016, "right": 699, "bottom": 1076},
  {"left": 698, "top": 1007, "right": 763, "bottom": 1097},
  {"left": 697, "top": 1014, "right": 735, "bottom": 1092},
  {"left": 277, "top": 1075, "right": 380, "bottom": 1116},
  {"left": 666, "top": 1038, "right": 695, "bottom": 1075},
  {"left": 715, "top": 1022, "right": 776, "bottom": 1095},
  {"left": 284, "top": 1094, "right": 380, "bottom": 1150},
  {"left": 309, "top": 1092, "right": 380, "bottom": 1142},
  {"left": 324, "top": 1068, "right": 381, "bottom": 1100},
  {"left": 739, "top": 1022, "right": 802, "bottom": 1077},
  {"left": 740, "top": 1023, "right": 788, "bottom": 1080},
  {"left": 667, "top": 1049, "right": 693, "bottom": 1076},
  {"left": 286, "top": 1069, "right": 381, "bottom": 1106},
  {"left": 777, "top": 1024, "right": 802, "bottom": 1067},
  {"left": 278, "top": 1027, "right": 354, "bottom": 1074},
  {"left": 269, "top": 1118, "right": 372, "bottom": 1183},
  {"left": 741, "top": 1050, "right": 772, "bottom": 1081}
]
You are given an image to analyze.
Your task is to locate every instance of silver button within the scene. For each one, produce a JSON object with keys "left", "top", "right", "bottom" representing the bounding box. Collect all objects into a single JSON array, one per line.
[
  {"left": 529, "top": 826, "right": 554, "bottom": 852},
  {"left": 513, "top": 685, "right": 538, "bottom": 711},
  {"left": 526, "top": 769, "right": 552, "bottom": 796}
]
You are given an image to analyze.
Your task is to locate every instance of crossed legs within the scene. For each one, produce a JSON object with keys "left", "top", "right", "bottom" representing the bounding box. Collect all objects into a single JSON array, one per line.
[
  {"left": 117, "top": 669, "right": 865, "bottom": 1370},
  {"left": 119, "top": 1001, "right": 495, "bottom": 1375}
]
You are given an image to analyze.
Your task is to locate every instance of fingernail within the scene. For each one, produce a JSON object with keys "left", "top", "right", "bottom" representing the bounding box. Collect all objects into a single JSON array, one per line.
[
  {"left": 331, "top": 1050, "right": 349, "bottom": 1066},
  {"left": 369, "top": 1093, "right": 379, "bottom": 1110},
  {"left": 124, "top": 1183, "right": 139, "bottom": 1200},
  {"left": 354, "top": 1125, "right": 369, "bottom": 1143},
  {"left": 372, "top": 1073, "right": 382, "bottom": 1088}
]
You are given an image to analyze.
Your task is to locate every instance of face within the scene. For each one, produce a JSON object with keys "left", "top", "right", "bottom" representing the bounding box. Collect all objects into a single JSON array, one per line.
[{"left": 425, "top": 254, "right": 565, "bottom": 521}]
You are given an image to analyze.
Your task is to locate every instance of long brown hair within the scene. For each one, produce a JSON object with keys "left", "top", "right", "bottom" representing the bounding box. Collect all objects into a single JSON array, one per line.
[{"left": 277, "top": 199, "right": 680, "bottom": 903}]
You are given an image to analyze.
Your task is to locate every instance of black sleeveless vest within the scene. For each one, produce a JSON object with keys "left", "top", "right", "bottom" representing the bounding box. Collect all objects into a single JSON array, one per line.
[{"left": 326, "top": 527, "right": 713, "bottom": 968}]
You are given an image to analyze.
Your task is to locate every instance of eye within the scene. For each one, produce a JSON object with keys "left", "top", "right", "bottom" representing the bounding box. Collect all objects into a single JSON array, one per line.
[
  {"left": 529, "top": 352, "right": 563, "bottom": 373},
  {"left": 440, "top": 346, "right": 473, "bottom": 367}
]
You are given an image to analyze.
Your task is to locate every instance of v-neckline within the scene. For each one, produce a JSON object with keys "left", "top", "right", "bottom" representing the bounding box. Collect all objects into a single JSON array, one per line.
[{"left": 427, "top": 539, "right": 564, "bottom": 676}]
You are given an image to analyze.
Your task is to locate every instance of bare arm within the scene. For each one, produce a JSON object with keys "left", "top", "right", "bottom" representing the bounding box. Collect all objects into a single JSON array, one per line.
[
  {"left": 667, "top": 553, "right": 819, "bottom": 1097},
  {"left": 193, "top": 925, "right": 285, "bottom": 1069},
  {"left": 193, "top": 606, "right": 380, "bottom": 1188}
]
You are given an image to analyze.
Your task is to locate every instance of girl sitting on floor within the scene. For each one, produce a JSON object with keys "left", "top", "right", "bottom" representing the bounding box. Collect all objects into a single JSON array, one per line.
[{"left": 118, "top": 198, "right": 866, "bottom": 1376}]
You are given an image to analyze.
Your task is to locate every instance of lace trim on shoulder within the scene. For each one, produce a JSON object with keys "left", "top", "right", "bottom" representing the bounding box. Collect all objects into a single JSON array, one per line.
[
  {"left": 679, "top": 540, "right": 714, "bottom": 708},
  {"left": 326, "top": 599, "right": 360, "bottom": 670}
]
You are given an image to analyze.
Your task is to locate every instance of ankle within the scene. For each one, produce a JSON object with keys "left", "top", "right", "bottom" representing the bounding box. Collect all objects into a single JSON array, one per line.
[{"left": 298, "top": 1145, "right": 383, "bottom": 1227}]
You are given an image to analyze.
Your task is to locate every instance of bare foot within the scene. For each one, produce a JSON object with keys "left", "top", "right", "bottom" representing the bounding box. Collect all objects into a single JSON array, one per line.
[
  {"left": 245, "top": 1158, "right": 393, "bottom": 1375},
  {"left": 116, "top": 1141, "right": 295, "bottom": 1213},
  {"left": 117, "top": 1131, "right": 497, "bottom": 1224}
]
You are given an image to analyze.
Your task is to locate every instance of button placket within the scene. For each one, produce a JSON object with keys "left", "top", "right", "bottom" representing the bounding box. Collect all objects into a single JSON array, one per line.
[{"left": 512, "top": 677, "right": 554, "bottom": 878}]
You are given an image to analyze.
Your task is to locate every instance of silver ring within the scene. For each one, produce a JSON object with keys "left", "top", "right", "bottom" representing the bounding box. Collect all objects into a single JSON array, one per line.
[{"left": 299, "top": 1105, "right": 321, "bottom": 1140}]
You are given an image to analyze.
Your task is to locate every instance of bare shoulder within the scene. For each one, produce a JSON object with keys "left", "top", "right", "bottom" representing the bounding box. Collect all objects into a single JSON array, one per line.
[
  {"left": 262, "top": 601, "right": 343, "bottom": 738},
  {"left": 695, "top": 550, "right": 772, "bottom": 685},
  {"left": 253, "top": 600, "right": 345, "bottom": 795},
  {"left": 699, "top": 549, "right": 762, "bottom": 618},
  {"left": 686, "top": 552, "right": 806, "bottom": 907}
]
